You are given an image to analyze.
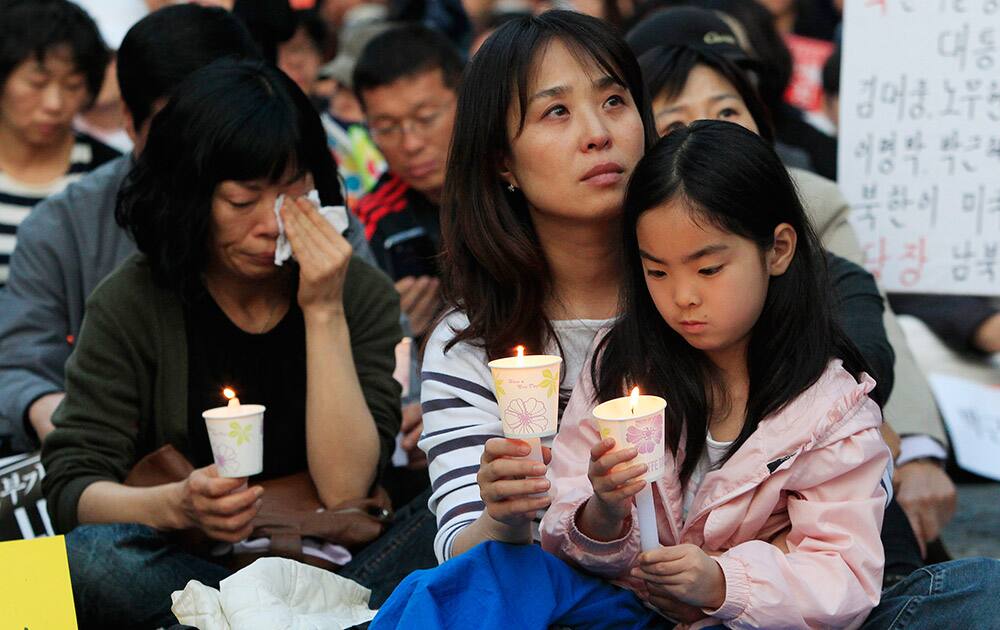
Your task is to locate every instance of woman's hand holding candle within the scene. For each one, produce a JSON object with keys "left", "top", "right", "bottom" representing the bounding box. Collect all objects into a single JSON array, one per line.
[
  {"left": 578, "top": 437, "right": 648, "bottom": 542},
  {"left": 477, "top": 438, "right": 553, "bottom": 534},
  {"left": 168, "top": 464, "right": 264, "bottom": 543},
  {"left": 631, "top": 543, "right": 726, "bottom": 612}
]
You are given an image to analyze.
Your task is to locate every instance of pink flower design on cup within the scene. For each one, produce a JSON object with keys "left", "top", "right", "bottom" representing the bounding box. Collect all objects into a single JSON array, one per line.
[
  {"left": 504, "top": 398, "right": 548, "bottom": 434},
  {"left": 214, "top": 444, "right": 239, "bottom": 474},
  {"left": 625, "top": 417, "right": 662, "bottom": 454}
]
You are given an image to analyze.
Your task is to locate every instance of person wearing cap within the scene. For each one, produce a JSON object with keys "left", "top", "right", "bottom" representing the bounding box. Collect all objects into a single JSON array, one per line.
[
  {"left": 320, "top": 20, "right": 393, "bottom": 209},
  {"left": 626, "top": 4, "right": 959, "bottom": 578}
]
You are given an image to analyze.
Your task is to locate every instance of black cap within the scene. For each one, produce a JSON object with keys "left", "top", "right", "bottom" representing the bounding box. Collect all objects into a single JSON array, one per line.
[{"left": 626, "top": 7, "right": 751, "bottom": 65}]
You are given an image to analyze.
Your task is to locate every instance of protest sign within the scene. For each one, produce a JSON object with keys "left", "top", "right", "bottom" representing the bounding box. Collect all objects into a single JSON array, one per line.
[
  {"left": 0, "top": 453, "right": 53, "bottom": 542},
  {"left": 0, "top": 535, "right": 78, "bottom": 629},
  {"left": 839, "top": 0, "right": 999, "bottom": 294},
  {"left": 928, "top": 374, "right": 1000, "bottom": 480}
]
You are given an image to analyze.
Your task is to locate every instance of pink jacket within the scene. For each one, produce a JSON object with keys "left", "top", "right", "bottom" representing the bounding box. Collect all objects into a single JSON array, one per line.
[{"left": 540, "top": 359, "right": 891, "bottom": 630}]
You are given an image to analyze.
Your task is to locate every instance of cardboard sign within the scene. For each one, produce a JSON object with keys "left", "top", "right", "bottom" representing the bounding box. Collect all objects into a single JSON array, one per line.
[
  {"left": 839, "top": 0, "right": 1000, "bottom": 295},
  {"left": 0, "top": 535, "right": 78, "bottom": 629},
  {"left": 928, "top": 374, "right": 1000, "bottom": 481}
]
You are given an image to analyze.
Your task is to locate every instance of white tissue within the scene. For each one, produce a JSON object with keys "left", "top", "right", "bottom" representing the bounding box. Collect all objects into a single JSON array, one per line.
[
  {"left": 274, "top": 189, "right": 350, "bottom": 266},
  {"left": 171, "top": 557, "right": 377, "bottom": 630}
]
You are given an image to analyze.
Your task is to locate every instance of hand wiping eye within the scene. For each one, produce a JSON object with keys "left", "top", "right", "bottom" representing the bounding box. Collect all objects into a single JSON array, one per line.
[{"left": 273, "top": 190, "right": 349, "bottom": 266}]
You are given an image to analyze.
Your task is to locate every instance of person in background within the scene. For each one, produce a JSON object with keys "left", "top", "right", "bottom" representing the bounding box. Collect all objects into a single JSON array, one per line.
[
  {"left": 278, "top": 9, "right": 327, "bottom": 101},
  {"left": 0, "top": 0, "right": 119, "bottom": 286},
  {"left": 0, "top": 5, "right": 263, "bottom": 456},
  {"left": 320, "top": 20, "right": 392, "bottom": 209},
  {"left": 352, "top": 24, "right": 462, "bottom": 341}
]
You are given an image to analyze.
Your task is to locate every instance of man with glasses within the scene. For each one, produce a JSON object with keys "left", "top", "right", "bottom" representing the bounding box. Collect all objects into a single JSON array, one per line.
[{"left": 353, "top": 24, "right": 462, "bottom": 341}]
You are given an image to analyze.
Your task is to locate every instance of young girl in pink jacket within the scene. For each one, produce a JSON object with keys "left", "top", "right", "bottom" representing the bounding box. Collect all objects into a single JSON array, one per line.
[{"left": 540, "top": 120, "right": 892, "bottom": 629}]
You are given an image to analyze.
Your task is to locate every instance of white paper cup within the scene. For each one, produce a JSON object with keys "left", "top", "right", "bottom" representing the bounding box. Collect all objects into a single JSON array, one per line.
[
  {"left": 488, "top": 355, "right": 562, "bottom": 440},
  {"left": 592, "top": 395, "right": 666, "bottom": 483},
  {"left": 202, "top": 404, "right": 266, "bottom": 478}
]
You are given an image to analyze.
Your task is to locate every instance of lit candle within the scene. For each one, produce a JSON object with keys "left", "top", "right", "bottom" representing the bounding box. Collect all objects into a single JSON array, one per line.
[
  {"left": 203, "top": 387, "right": 266, "bottom": 478},
  {"left": 592, "top": 387, "right": 666, "bottom": 552},
  {"left": 224, "top": 387, "right": 240, "bottom": 408},
  {"left": 488, "top": 346, "right": 562, "bottom": 465}
]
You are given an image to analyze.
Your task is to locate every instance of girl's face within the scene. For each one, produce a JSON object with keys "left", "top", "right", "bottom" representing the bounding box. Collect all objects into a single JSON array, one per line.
[
  {"left": 502, "top": 40, "right": 646, "bottom": 224},
  {"left": 0, "top": 46, "right": 90, "bottom": 148},
  {"left": 636, "top": 199, "right": 795, "bottom": 367},
  {"left": 651, "top": 64, "right": 759, "bottom": 138},
  {"left": 209, "top": 171, "right": 313, "bottom": 281}
]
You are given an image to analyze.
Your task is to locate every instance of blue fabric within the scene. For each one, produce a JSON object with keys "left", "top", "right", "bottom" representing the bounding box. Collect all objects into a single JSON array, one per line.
[
  {"left": 371, "top": 541, "right": 666, "bottom": 630},
  {"left": 861, "top": 557, "right": 1000, "bottom": 629}
]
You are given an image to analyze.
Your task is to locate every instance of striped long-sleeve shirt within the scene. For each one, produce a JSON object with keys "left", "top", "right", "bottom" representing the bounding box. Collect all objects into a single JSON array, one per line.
[
  {"left": 419, "top": 311, "right": 611, "bottom": 563},
  {"left": 0, "top": 133, "right": 119, "bottom": 285}
]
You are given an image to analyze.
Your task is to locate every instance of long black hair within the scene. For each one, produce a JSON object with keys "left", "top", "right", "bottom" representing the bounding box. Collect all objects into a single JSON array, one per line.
[
  {"left": 595, "top": 121, "right": 878, "bottom": 483},
  {"left": 116, "top": 58, "right": 342, "bottom": 293},
  {"left": 441, "top": 10, "right": 658, "bottom": 359}
]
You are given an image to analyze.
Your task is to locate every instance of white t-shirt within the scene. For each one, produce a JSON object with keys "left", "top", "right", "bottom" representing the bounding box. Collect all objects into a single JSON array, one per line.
[{"left": 682, "top": 432, "right": 734, "bottom": 519}]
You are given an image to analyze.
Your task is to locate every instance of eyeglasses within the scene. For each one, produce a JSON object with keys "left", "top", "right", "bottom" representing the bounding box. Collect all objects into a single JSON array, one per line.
[{"left": 369, "top": 100, "right": 454, "bottom": 146}]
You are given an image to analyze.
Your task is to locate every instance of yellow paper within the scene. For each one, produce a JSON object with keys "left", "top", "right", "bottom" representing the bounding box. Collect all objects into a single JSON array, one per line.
[{"left": 0, "top": 535, "right": 77, "bottom": 629}]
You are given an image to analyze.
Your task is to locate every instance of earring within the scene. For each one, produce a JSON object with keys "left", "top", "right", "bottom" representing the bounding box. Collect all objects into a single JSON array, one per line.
[{"left": 507, "top": 184, "right": 516, "bottom": 192}]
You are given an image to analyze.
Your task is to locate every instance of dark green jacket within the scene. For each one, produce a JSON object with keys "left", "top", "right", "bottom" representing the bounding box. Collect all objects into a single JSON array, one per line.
[{"left": 42, "top": 253, "right": 402, "bottom": 533}]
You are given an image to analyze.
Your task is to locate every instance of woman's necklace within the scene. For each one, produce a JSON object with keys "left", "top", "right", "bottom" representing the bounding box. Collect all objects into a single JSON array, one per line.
[{"left": 257, "top": 297, "right": 282, "bottom": 334}]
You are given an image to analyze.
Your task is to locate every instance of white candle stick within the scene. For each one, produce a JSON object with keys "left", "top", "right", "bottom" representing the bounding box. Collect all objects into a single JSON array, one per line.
[
  {"left": 523, "top": 436, "right": 544, "bottom": 464},
  {"left": 593, "top": 388, "right": 667, "bottom": 553},
  {"left": 636, "top": 484, "right": 659, "bottom": 552}
]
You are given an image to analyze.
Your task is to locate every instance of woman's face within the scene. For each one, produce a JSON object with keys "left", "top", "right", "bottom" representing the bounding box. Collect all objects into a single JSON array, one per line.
[
  {"left": 209, "top": 172, "right": 313, "bottom": 281},
  {"left": 651, "top": 64, "right": 759, "bottom": 138},
  {"left": 0, "top": 46, "right": 90, "bottom": 148},
  {"left": 502, "top": 40, "right": 645, "bottom": 224}
]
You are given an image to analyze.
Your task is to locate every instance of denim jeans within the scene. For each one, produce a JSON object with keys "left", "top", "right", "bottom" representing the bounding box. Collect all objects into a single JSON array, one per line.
[
  {"left": 66, "top": 488, "right": 438, "bottom": 628},
  {"left": 66, "top": 522, "right": 231, "bottom": 629},
  {"left": 862, "top": 557, "right": 1000, "bottom": 629}
]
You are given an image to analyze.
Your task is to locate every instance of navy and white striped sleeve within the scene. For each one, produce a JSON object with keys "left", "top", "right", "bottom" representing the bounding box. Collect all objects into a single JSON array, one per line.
[{"left": 418, "top": 312, "right": 504, "bottom": 563}]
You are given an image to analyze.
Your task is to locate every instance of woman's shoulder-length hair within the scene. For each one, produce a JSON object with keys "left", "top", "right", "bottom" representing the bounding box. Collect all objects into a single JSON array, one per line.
[
  {"left": 116, "top": 57, "right": 342, "bottom": 293},
  {"left": 440, "top": 10, "right": 658, "bottom": 360}
]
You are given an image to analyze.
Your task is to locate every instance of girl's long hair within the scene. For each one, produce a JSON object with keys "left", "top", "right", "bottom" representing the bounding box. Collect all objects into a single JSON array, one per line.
[
  {"left": 441, "top": 10, "right": 658, "bottom": 359},
  {"left": 595, "top": 121, "right": 880, "bottom": 483}
]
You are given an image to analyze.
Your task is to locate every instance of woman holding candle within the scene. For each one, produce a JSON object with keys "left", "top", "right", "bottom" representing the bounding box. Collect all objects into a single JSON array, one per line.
[{"left": 40, "top": 59, "right": 409, "bottom": 628}]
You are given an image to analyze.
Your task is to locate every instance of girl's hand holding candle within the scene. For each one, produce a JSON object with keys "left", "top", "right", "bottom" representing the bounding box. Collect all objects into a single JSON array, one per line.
[{"left": 587, "top": 387, "right": 667, "bottom": 551}]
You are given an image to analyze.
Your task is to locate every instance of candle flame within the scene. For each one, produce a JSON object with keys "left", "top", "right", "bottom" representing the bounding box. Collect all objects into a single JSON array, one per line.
[
  {"left": 223, "top": 387, "right": 236, "bottom": 401},
  {"left": 629, "top": 386, "right": 640, "bottom": 415},
  {"left": 515, "top": 345, "right": 524, "bottom": 366}
]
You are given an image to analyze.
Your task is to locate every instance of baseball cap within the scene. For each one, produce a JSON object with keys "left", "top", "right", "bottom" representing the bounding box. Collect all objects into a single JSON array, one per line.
[
  {"left": 626, "top": 6, "right": 751, "bottom": 65},
  {"left": 321, "top": 20, "right": 394, "bottom": 89}
]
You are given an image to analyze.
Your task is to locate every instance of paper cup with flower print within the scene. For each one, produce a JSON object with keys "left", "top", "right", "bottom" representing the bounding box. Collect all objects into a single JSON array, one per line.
[
  {"left": 202, "top": 404, "right": 266, "bottom": 478},
  {"left": 488, "top": 354, "right": 562, "bottom": 440},
  {"left": 592, "top": 395, "right": 666, "bottom": 483}
]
